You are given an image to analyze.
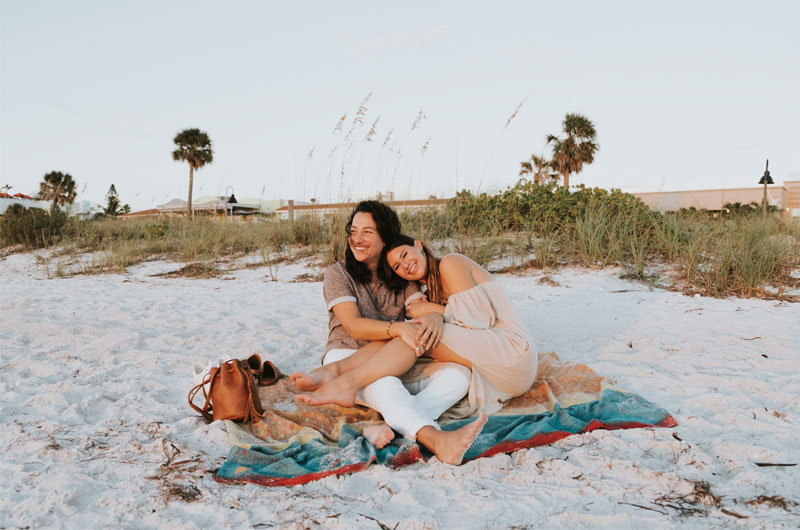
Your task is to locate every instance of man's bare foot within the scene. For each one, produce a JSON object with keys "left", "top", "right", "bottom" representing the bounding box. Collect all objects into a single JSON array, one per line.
[
  {"left": 362, "top": 425, "right": 395, "bottom": 449},
  {"left": 296, "top": 376, "right": 358, "bottom": 408},
  {"left": 420, "top": 412, "right": 488, "bottom": 465},
  {"left": 289, "top": 364, "right": 339, "bottom": 391}
]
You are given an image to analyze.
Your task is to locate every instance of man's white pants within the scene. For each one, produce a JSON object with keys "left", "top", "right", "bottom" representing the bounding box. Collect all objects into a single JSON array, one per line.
[{"left": 324, "top": 348, "right": 470, "bottom": 440}]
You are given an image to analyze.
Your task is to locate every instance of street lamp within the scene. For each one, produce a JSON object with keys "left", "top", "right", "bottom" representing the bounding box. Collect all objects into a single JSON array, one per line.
[{"left": 758, "top": 159, "right": 774, "bottom": 216}]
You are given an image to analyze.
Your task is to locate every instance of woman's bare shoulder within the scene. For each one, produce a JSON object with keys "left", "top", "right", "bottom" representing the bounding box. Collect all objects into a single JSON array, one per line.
[
  {"left": 439, "top": 254, "right": 492, "bottom": 293},
  {"left": 439, "top": 253, "right": 471, "bottom": 273}
]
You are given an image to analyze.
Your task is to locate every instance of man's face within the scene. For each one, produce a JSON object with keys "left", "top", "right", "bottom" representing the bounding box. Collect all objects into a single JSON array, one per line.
[{"left": 348, "top": 212, "right": 384, "bottom": 267}]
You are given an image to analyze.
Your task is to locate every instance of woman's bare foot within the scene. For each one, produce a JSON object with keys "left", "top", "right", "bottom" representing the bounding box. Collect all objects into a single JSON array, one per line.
[
  {"left": 296, "top": 375, "right": 358, "bottom": 408},
  {"left": 289, "top": 364, "right": 339, "bottom": 391},
  {"left": 419, "top": 412, "right": 488, "bottom": 465},
  {"left": 362, "top": 425, "right": 395, "bottom": 449}
]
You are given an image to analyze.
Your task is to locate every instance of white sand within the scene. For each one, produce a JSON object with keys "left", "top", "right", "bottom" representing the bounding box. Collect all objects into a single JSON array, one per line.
[{"left": 1, "top": 252, "right": 798, "bottom": 529}]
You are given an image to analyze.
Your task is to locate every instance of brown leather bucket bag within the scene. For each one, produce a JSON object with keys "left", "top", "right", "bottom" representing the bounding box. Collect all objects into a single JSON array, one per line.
[{"left": 188, "top": 357, "right": 265, "bottom": 423}]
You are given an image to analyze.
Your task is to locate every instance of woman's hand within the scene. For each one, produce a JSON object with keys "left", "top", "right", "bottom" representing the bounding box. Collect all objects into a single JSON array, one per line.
[
  {"left": 412, "top": 312, "right": 444, "bottom": 352},
  {"left": 406, "top": 300, "right": 446, "bottom": 320}
]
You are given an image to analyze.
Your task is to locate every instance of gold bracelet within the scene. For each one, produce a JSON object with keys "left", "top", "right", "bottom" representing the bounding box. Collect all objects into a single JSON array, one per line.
[{"left": 386, "top": 321, "right": 393, "bottom": 338}]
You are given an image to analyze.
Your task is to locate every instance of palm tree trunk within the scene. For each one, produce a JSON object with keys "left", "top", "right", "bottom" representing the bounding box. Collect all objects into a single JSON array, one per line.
[
  {"left": 51, "top": 182, "right": 61, "bottom": 212},
  {"left": 563, "top": 172, "right": 569, "bottom": 190},
  {"left": 187, "top": 165, "right": 194, "bottom": 220}
]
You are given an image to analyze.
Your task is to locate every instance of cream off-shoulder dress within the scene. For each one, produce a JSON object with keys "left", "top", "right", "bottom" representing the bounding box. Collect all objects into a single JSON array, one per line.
[{"left": 439, "top": 280, "right": 538, "bottom": 416}]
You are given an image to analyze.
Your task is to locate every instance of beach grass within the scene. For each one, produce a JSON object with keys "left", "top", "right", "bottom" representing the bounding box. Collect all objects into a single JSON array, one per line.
[{"left": 2, "top": 186, "right": 798, "bottom": 299}]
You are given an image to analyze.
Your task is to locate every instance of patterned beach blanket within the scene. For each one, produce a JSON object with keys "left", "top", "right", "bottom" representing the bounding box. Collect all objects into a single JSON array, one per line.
[{"left": 216, "top": 353, "right": 676, "bottom": 487}]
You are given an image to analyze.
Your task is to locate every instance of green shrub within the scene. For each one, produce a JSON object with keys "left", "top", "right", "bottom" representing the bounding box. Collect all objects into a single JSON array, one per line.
[
  {"left": 0, "top": 205, "right": 69, "bottom": 248},
  {"left": 5, "top": 184, "right": 798, "bottom": 300}
]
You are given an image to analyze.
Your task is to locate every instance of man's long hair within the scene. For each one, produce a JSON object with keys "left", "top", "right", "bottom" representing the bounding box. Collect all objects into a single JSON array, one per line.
[
  {"left": 344, "top": 200, "right": 402, "bottom": 285},
  {"left": 383, "top": 234, "right": 443, "bottom": 303}
]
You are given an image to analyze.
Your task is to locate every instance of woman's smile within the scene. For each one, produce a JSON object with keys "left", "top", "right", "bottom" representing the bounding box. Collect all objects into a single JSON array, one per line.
[{"left": 387, "top": 243, "right": 426, "bottom": 281}]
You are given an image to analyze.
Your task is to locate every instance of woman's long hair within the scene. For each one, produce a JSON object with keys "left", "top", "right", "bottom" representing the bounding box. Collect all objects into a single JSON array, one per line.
[
  {"left": 383, "top": 234, "right": 444, "bottom": 304},
  {"left": 344, "top": 200, "right": 402, "bottom": 285}
]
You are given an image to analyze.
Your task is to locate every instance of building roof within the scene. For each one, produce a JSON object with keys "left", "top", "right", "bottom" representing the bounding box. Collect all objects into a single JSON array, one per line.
[
  {"left": 156, "top": 198, "right": 188, "bottom": 209},
  {"left": 119, "top": 208, "right": 161, "bottom": 218}
]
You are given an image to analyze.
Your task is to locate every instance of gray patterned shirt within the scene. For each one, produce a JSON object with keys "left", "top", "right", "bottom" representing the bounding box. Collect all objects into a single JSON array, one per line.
[{"left": 323, "top": 261, "right": 424, "bottom": 357}]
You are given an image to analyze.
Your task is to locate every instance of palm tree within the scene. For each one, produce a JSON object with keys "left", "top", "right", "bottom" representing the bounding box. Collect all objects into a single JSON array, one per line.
[
  {"left": 546, "top": 113, "right": 599, "bottom": 189},
  {"left": 39, "top": 171, "right": 77, "bottom": 211},
  {"left": 171, "top": 128, "right": 213, "bottom": 219},
  {"left": 519, "top": 154, "right": 554, "bottom": 185}
]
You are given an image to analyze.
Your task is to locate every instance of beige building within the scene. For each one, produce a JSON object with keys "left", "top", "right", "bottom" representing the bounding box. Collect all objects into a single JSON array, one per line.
[
  {"left": 120, "top": 182, "right": 800, "bottom": 222},
  {"left": 633, "top": 181, "right": 800, "bottom": 218}
]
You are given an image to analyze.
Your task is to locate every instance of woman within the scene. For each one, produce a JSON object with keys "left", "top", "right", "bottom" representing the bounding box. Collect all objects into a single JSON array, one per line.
[
  {"left": 290, "top": 201, "right": 486, "bottom": 465},
  {"left": 386, "top": 235, "right": 538, "bottom": 416},
  {"left": 299, "top": 234, "right": 537, "bottom": 419}
]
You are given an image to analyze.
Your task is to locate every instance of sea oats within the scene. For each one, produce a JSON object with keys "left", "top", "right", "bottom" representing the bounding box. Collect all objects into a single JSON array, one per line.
[
  {"left": 411, "top": 109, "right": 426, "bottom": 131},
  {"left": 365, "top": 117, "right": 380, "bottom": 143},
  {"left": 350, "top": 92, "right": 372, "bottom": 131},
  {"left": 332, "top": 114, "right": 347, "bottom": 134},
  {"left": 355, "top": 93, "right": 371, "bottom": 118},
  {"left": 504, "top": 97, "right": 527, "bottom": 130},
  {"left": 382, "top": 129, "right": 394, "bottom": 148},
  {"left": 421, "top": 134, "right": 432, "bottom": 155}
]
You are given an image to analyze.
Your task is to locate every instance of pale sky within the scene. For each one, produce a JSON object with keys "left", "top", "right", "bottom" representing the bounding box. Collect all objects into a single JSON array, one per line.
[{"left": 2, "top": 0, "right": 799, "bottom": 211}]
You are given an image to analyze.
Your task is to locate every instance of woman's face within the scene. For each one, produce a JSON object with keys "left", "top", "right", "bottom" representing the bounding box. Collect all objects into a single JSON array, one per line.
[
  {"left": 386, "top": 243, "right": 427, "bottom": 281},
  {"left": 348, "top": 212, "right": 384, "bottom": 267}
]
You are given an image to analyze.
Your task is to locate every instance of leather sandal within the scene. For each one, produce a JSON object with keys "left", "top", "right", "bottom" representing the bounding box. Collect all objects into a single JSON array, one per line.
[
  {"left": 245, "top": 354, "right": 263, "bottom": 377},
  {"left": 259, "top": 360, "right": 282, "bottom": 386}
]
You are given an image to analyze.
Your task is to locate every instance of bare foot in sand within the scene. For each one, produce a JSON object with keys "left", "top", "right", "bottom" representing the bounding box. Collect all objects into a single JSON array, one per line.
[
  {"left": 296, "top": 376, "right": 358, "bottom": 408},
  {"left": 362, "top": 425, "right": 395, "bottom": 449},
  {"left": 289, "top": 364, "right": 339, "bottom": 391},
  {"left": 420, "top": 412, "right": 487, "bottom": 465}
]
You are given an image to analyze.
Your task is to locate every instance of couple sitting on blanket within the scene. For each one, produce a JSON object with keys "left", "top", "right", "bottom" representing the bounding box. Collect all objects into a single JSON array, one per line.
[{"left": 290, "top": 200, "right": 538, "bottom": 465}]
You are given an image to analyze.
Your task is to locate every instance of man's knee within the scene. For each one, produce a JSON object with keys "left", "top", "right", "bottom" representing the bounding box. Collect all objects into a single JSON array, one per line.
[
  {"left": 360, "top": 376, "right": 407, "bottom": 408},
  {"left": 432, "top": 364, "right": 471, "bottom": 396}
]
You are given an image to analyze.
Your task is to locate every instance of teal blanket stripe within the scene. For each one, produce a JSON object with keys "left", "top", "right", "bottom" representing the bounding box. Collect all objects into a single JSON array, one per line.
[{"left": 215, "top": 389, "right": 675, "bottom": 486}]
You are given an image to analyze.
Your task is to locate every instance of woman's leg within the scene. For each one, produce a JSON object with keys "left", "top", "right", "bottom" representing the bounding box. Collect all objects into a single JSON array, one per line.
[
  {"left": 426, "top": 341, "right": 473, "bottom": 369},
  {"left": 290, "top": 340, "right": 388, "bottom": 391},
  {"left": 297, "top": 337, "right": 417, "bottom": 407}
]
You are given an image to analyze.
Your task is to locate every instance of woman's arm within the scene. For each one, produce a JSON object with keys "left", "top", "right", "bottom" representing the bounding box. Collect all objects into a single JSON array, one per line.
[{"left": 406, "top": 300, "right": 446, "bottom": 319}]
